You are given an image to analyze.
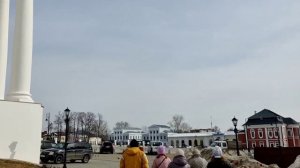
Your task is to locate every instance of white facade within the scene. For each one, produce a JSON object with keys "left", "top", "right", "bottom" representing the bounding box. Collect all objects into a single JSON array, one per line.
[
  {"left": 145, "top": 124, "right": 171, "bottom": 145},
  {"left": 0, "top": 0, "right": 9, "bottom": 100},
  {"left": 0, "top": 0, "right": 43, "bottom": 164},
  {"left": 112, "top": 127, "right": 143, "bottom": 145},
  {"left": 168, "top": 132, "right": 214, "bottom": 148},
  {"left": 0, "top": 101, "right": 43, "bottom": 163}
]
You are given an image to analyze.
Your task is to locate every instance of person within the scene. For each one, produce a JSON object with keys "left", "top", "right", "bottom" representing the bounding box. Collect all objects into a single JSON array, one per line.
[
  {"left": 207, "top": 146, "right": 232, "bottom": 168},
  {"left": 187, "top": 148, "right": 207, "bottom": 168},
  {"left": 120, "top": 139, "right": 149, "bottom": 168},
  {"left": 168, "top": 148, "right": 190, "bottom": 168},
  {"left": 152, "top": 145, "right": 171, "bottom": 168}
]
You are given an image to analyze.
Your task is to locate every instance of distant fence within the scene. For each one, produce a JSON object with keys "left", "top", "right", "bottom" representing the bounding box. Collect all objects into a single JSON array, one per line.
[{"left": 254, "top": 147, "right": 300, "bottom": 168}]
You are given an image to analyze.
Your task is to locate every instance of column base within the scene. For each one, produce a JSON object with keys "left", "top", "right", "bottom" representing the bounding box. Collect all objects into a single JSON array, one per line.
[
  {"left": 5, "top": 92, "right": 34, "bottom": 103},
  {"left": 0, "top": 100, "right": 43, "bottom": 164}
]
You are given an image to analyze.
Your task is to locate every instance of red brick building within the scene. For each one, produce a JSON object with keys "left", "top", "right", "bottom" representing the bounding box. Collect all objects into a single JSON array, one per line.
[{"left": 241, "top": 109, "right": 300, "bottom": 148}]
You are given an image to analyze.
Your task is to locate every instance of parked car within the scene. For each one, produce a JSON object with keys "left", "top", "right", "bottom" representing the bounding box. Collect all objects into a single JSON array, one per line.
[
  {"left": 209, "top": 141, "right": 228, "bottom": 149},
  {"left": 41, "top": 140, "right": 57, "bottom": 150},
  {"left": 147, "top": 141, "right": 163, "bottom": 154},
  {"left": 40, "top": 142, "right": 93, "bottom": 163},
  {"left": 100, "top": 141, "right": 114, "bottom": 154}
]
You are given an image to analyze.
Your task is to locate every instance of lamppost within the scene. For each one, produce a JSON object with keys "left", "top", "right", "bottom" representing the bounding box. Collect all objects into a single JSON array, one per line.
[
  {"left": 45, "top": 113, "right": 52, "bottom": 140},
  {"left": 63, "top": 108, "right": 70, "bottom": 168},
  {"left": 232, "top": 116, "right": 240, "bottom": 156}
]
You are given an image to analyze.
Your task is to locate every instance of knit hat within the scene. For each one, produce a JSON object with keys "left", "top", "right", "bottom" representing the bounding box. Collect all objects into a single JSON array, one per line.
[
  {"left": 175, "top": 148, "right": 185, "bottom": 156},
  {"left": 212, "top": 146, "right": 223, "bottom": 158},
  {"left": 192, "top": 149, "right": 200, "bottom": 155},
  {"left": 157, "top": 146, "right": 166, "bottom": 155},
  {"left": 129, "top": 139, "right": 139, "bottom": 147}
]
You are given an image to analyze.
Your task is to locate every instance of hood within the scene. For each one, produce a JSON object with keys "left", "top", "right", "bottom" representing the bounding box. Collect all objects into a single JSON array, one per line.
[
  {"left": 123, "top": 147, "right": 141, "bottom": 156},
  {"left": 170, "top": 155, "right": 188, "bottom": 167}
]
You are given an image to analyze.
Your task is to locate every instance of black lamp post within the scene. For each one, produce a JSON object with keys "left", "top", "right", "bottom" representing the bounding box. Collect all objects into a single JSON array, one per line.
[
  {"left": 45, "top": 113, "right": 52, "bottom": 140},
  {"left": 63, "top": 108, "right": 70, "bottom": 168},
  {"left": 232, "top": 116, "right": 240, "bottom": 156}
]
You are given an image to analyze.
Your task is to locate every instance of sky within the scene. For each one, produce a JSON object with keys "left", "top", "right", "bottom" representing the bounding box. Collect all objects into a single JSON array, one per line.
[{"left": 6, "top": 0, "right": 300, "bottom": 132}]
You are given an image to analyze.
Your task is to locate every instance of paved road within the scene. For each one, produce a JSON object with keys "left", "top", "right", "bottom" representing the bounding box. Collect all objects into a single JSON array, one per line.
[{"left": 42, "top": 154, "right": 157, "bottom": 168}]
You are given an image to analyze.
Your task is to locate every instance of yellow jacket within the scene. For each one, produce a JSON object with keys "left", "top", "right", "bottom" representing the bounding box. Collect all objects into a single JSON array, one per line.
[{"left": 120, "top": 147, "right": 149, "bottom": 168}]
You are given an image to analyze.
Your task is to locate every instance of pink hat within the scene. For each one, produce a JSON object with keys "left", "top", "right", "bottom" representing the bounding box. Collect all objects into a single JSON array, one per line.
[{"left": 157, "top": 146, "right": 166, "bottom": 155}]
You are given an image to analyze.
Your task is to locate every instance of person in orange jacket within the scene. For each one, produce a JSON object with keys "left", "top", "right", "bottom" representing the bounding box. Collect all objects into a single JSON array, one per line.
[{"left": 120, "top": 139, "right": 149, "bottom": 168}]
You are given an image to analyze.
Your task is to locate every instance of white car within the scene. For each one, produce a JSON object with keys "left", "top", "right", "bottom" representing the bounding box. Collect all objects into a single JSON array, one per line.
[
  {"left": 147, "top": 141, "right": 163, "bottom": 154},
  {"left": 209, "top": 141, "right": 228, "bottom": 149}
]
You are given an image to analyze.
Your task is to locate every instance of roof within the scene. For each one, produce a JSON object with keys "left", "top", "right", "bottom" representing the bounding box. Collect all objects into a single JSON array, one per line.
[
  {"left": 168, "top": 132, "right": 213, "bottom": 138},
  {"left": 148, "top": 124, "right": 170, "bottom": 129},
  {"left": 244, "top": 109, "right": 299, "bottom": 126},
  {"left": 114, "top": 127, "right": 142, "bottom": 131}
]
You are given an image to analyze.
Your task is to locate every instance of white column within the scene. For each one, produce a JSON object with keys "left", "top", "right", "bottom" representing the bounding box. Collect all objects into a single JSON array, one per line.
[
  {"left": 0, "top": 0, "right": 9, "bottom": 100},
  {"left": 6, "top": 0, "right": 34, "bottom": 102}
]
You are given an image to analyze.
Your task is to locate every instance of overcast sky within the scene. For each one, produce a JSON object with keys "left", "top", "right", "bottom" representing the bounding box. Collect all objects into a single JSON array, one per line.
[{"left": 7, "top": 0, "right": 300, "bottom": 132}]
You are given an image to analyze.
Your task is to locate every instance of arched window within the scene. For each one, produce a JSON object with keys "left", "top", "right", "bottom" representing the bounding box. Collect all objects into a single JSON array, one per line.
[
  {"left": 171, "top": 140, "right": 174, "bottom": 147},
  {"left": 188, "top": 140, "right": 192, "bottom": 146},
  {"left": 194, "top": 139, "right": 198, "bottom": 146},
  {"left": 176, "top": 140, "right": 179, "bottom": 148},
  {"left": 251, "top": 129, "right": 255, "bottom": 138},
  {"left": 258, "top": 129, "right": 263, "bottom": 138},
  {"left": 181, "top": 140, "right": 185, "bottom": 147},
  {"left": 268, "top": 128, "right": 273, "bottom": 138}
]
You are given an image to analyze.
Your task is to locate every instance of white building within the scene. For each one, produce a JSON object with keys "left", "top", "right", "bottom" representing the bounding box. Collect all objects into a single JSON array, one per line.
[
  {"left": 143, "top": 124, "right": 171, "bottom": 145},
  {"left": 111, "top": 127, "right": 143, "bottom": 145},
  {"left": 168, "top": 132, "right": 214, "bottom": 148}
]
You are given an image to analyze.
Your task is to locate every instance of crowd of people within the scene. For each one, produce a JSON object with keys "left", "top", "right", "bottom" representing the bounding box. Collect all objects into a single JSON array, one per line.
[{"left": 119, "top": 139, "right": 233, "bottom": 168}]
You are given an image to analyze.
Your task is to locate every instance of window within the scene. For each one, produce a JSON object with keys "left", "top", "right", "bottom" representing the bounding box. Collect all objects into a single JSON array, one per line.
[
  {"left": 287, "top": 129, "right": 292, "bottom": 137},
  {"left": 258, "top": 129, "right": 263, "bottom": 138},
  {"left": 251, "top": 129, "right": 255, "bottom": 138},
  {"left": 252, "top": 142, "right": 256, "bottom": 148},
  {"left": 268, "top": 129, "right": 273, "bottom": 138},
  {"left": 150, "top": 131, "right": 152, "bottom": 134},
  {"left": 259, "top": 141, "right": 264, "bottom": 147},
  {"left": 274, "top": 128, "right": 278, "bottom": 138},
  {"left": 164, "top": 136, "right": 166, "bottom": 139}
]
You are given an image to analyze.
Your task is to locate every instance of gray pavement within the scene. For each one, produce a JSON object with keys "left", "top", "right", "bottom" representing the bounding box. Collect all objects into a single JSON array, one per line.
[{"left": 42, "top": 153, "right": 156, "bottom": 168}]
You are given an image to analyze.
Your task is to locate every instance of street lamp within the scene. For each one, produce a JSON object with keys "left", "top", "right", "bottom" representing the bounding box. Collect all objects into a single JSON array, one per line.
[
  {"left": 45, "top": 113, "right": 52, "bottom": 140},
  {"left": 63, "top": 107, "right": 70, "bottom": 168},
  {"left": 232, "top": 116, "right": 240, "bottom": 156}
]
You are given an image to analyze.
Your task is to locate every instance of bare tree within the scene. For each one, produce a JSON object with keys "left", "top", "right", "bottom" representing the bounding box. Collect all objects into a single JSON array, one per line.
[
  {"left": 53, "top": 111, "right": 64, "bottom": 142},
  {"left": 213, "top": 125, "right": 220, "bottom": 132},
  {"left": 141, "top": 125, "right": 148, "bottom": 133},
  {"left": 95, "top": 113, "right": 108, "bottom": 140},
  {"left": 114, "top": 121, "right": 130, "bottom": 129},
  {"left": 181, "top": 122, "right": 192, "bottom": 133},
  {"left": 76, "top": 112, "right": 87, "bottom": 141},
  {"left": 85, "top": 112, "right": 96, "bottom": 141},
  {"left": 168, "top": 114, "right": 184, "bottom": 133}
]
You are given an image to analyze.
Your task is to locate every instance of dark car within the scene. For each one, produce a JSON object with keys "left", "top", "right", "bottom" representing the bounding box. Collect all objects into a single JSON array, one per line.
[
  {"left": 40, "top": 142, "right": 93, "bottom": 163},
  {"left": 41, "top": 140, "right": 57, "bottom": 150},
  {"left": 100, "top": 141, "right": 114, "bottom": 154}
]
